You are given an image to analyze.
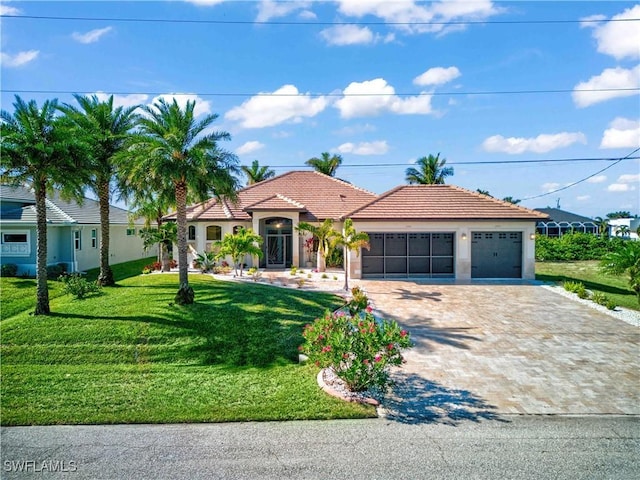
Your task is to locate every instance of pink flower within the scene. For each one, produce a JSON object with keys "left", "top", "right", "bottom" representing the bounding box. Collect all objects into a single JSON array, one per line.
[
  {"left": 318, "top": 334, "right": 324, "bottom": 340},
  {"left": 298, "top": 345, "right": 303, "bottom": 351},
  {"left": 365, "top": 305, "right": 373, "bottom": 313},
  {"left": 400, "top": 330, "right": 407, "bottom": 337},
  {"left": 342, "top": 353, "right": 349, "bottom": 359},
  {"left": 374, "top": 355, "right": 382, "bottom": 363},
  {"left": 387, "top": 343, "right": 394, "bottom": 351},
  {"left": 321, "top": 345, "right": 332, "bottom": 353},
  {"left": 369, "top": 326, "right": 375, "bottom": 333},
  {"left": 363, "top": 359, "right": 369, "bottom": 365}
]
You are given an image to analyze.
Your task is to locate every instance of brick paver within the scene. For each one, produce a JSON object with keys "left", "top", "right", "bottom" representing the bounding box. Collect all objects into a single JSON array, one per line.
[{"left": 358, "top": 281, "right": 639, "bottom": 419}]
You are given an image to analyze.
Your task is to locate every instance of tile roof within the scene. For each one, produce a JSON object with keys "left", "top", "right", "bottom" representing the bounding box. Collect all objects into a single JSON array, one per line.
[
  {"left": 346, "top": 185, "right": 549, "bottom": 221},
  {"left": 0, "top": 185, "right": 141, "bottom": 225},
  {"left": 178, "top": 171, "right": 377, "bottom": 222}
]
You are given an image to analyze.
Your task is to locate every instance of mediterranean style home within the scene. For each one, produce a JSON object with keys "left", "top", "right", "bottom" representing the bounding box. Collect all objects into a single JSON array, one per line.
[
  {"left": 0, "top": 185, "right": 153, "bottom": 276},
  {"left": 173, "top": 171, "right": 548, "bottom": 280}
]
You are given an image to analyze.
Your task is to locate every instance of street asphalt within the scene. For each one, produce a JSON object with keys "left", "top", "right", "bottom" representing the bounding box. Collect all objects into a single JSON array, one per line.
[{"left": 1, "top": 415, "right": 638, "bottom": 479}]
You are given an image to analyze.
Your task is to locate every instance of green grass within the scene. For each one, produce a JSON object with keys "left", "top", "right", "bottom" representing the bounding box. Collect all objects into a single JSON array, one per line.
[
  {"left": 536, "top": 260, "right": 639, "bottom": 311},
  {"left": 0, "top": 272, "right": 374, "bottom": 425}
]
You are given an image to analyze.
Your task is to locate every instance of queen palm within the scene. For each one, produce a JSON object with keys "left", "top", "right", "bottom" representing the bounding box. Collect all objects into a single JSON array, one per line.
[
  {"left": 120, "top": 98, "right": 239, "bottom": 304},
  {"left": 334, "top": 219, "right": 370, "bottom": 291},
  {"left": 305, "top": 152, "right": 343, "bottom": 177},
  {"left": 242, "top": 160, "right": 275, "bottom": 185},
  {"left": 405, "top": 153, "right": 453, "bottom": 185},
  {"left": 59, "top": 94, "right": 139, "bottom": 286},
  {"left": 0, "top": 96, "right": 88, "bottom": 315}
]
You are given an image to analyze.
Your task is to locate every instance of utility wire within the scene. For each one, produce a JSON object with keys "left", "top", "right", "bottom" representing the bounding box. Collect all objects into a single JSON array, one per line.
[
  {"left": 2, "top": 87, "right": 639, "bottom": 98},
  {"left": 521, "top": 147, "right": 640, "bottom": 201},
  {"left": 2, "top": 14, "right": 639, "bottom": 26}
]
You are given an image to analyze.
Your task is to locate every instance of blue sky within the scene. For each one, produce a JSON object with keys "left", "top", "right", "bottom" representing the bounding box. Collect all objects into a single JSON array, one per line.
[{"left": 1, "top": 1, "right": 639, "bottom": 218}]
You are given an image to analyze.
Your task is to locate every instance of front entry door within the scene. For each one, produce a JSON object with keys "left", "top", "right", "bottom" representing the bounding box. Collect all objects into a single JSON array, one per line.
[{"left": 267, "top": 234, "right": 286, "bottom": 268}]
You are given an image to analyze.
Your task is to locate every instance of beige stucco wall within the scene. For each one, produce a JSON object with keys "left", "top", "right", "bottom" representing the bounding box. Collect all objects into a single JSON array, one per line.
[{"left": 349, "top": 220, "right": 538, "bottom": 280}]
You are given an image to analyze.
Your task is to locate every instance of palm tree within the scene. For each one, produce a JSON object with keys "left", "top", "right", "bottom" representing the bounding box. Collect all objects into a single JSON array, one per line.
[
  {"left": 615, "top": 225, "right": 631, "bottom": 238},
  {"left": 476, "top": 189, "right": 492, "bottom": 196},
  {"left": 594, "top": 216, "right": 610, "bottom": 238},
  {"left": 0, "top": 96, "right": 88, "bottom": 315},
  {"left": 242, "top": 160, "right": 275, "bottom": 185},
  {"left": 305, "top": 152, "right": 343, "bottom": 177},
  {"left": 215, "top": 227, "right": 263, "bottom": 277},
  {"left": 296, "top": 219, "right": 339, "bottom": 272},
  {"left": 502, "top": 196, "right": 521, "bottom": 205},
  {"left": 119, "top": 98, "right": 239, "bottom": 304},
  {"left": 334, "top": 219, "right": 369, "bottom": 291},
  {"left": 59, "top": 94, "right": 139, "bottom": 286},
  {"left": 601, "top": 241, "right": 640, "bottom": 304},
  {"left": 405, "top": 153, "right": 453, "bottom": 185}
]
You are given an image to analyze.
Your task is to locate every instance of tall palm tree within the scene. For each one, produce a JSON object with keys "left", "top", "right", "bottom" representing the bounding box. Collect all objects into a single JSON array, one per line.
[
  {"left": 305, "top": 152, "right": 343, "bottom": 177},
  {"left": 59, "top": 94, "right": 139, "bottom": 286},
  {"left": 334, "top": 219, "right": 370, "bottom": 291},
  {"left": 0, "top": 96, "right": 88, "bottom": 315},
  {"left": 296, "top": 219, "right": 338, "bottom": 272},
  {"left": 241, "top": 160, "right": 275, "bottom": 185},
  {"left": 405, "top": 153, "right": 453, "bottom": 185},
  {"left": 119, "top": 98, "right": 239, "bottom": 304},
  {"left": 594, "top": 216, "right": 610, "bottom": 238}
]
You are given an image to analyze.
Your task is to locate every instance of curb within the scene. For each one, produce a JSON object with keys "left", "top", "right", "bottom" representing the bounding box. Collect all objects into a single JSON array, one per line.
[{"left": 316, "top": 369, "right": 380, "bottom": 407}]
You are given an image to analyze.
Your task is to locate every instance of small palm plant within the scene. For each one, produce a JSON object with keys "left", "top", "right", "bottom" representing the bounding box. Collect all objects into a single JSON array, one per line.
[{"left": 215, "top": 227, "right": 263, "bottom": 277}]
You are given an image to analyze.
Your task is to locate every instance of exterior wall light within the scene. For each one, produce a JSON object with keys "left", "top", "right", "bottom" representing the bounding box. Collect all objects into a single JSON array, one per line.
[
  {"left": 461, "top": 233, "right": 467, "bottom": 240},
  {"left": 530, "top": 233, "right": 536, "bottom": 240}
]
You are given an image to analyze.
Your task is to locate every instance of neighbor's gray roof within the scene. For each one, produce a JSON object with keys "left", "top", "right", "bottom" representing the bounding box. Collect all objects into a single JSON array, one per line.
[
  {"left": 0, "top": 185, "right": 140, "bottom": 225},
  {"left": 534, "top": 208, "right": 595, "bottom": 224}
]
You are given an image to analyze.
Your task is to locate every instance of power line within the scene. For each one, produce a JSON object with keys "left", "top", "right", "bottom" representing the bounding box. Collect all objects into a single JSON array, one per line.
[
  {"left": 2, "top": 14, "right": 638, "bottom": 26},
  {"left": 521, "top": 147, "right": 640, "bottom": 201},
  {"left": 2, "top": 87, "right": 639, "bottom": 98}
]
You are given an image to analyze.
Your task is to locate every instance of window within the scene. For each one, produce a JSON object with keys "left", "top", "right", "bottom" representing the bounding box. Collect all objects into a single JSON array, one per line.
[
  {"left": 206, "top": 225, "right": 222, "bottom": 241},
  {"left": 1, "top": 231, "right": 30, "bottom": 256},
  {"left": 188, "top": 225, "right": 196, "bottom": 241},
  {"left": 91, "top": 229, "right": 98, "bottom": 248},
  {"left": 126, "top": 228, "right": 136, "bottom": 236},
  {"left": 74, "top": 231, "right": 81, "bottom": 250}
]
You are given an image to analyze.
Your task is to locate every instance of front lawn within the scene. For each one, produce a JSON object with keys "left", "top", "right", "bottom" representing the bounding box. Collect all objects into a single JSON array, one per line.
[
  {"left": 0, "top": 273, "right": 375, "bottom": 425},
  {"left": 536, "top": 260, "right": 639, "bottom": 311}
]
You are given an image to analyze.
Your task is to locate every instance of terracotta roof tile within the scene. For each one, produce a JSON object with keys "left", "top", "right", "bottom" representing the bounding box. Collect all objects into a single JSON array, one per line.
[
  {"left": 244, "top": 194, "right": 306, "bottom": 211},
  {"left": 346, "top": 185, "right": 549, "bottom": 220}
]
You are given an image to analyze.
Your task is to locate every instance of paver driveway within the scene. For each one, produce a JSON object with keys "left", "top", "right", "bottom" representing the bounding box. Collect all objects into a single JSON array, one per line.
[{"left": 359, "top": 281, "right": 639, "bottom": 421}]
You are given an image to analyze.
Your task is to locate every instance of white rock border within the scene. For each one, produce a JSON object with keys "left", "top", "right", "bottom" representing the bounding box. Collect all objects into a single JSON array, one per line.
[{"left": 316, "top": 368, "right": 380, "bottom": 406}]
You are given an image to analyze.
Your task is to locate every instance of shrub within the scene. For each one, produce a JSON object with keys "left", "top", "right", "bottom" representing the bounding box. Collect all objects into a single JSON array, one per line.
[
  {"left": 247, "top": 267, "right": 262, "bottom": 282},
  {"left": 325, "top": 246, "right": 344, "bottom": 268},
  {"left": 194, "top": 252, "right": 216, "bottom": 273},
  {"left": 590, "top": 291, "right": 608, "bottom": 306},
  {"left": 290, "top": 266, "right": 297, "bottom": 276},
  {"left": 142, "top": 267, "right": 153, "bottom": 275},
  {"left": 1, "top": 264, "right": 18, "bottom": 277},
  {"left": 321, "top": 273, "right": 329, "bottom": 279},
  {"left": 347, "top": 286, "right": 369, "bottom": 316},
  {"left": 296, "top": 278, "right": 305, "bottom": 288},
  {"left": 301, "top": 309, "right": 412, "bottom": 392},
  {"left": 605, "top": 299, "right": 617, "bottom": 311},
  {"left": 535, "top": 233, "right": 624, "bottom": 262},
  {"left": 60, "top": 273, "right": 101, "bottom": 299},
  {"left": 46, "top": 263, "right": 67, "bottom": 280}
]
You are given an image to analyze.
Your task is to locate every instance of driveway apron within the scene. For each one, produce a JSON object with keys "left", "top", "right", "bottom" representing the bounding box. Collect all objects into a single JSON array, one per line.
[{"left": 359, "top": 281, "right": 640, "bottom": 421}]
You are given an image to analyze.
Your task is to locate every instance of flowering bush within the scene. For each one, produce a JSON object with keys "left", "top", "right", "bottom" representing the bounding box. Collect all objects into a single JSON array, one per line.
[{"left": 301, "top": 309, "right": 412, "bottom": 392}]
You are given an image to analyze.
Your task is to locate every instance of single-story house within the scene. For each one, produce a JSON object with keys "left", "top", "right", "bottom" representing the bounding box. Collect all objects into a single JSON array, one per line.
[
  {"left": 172, "top": 171, "right": 548, "bottom": 280},
  {"left": 0, "top": 185, "right": 154, "bottom": 276},
  {"left": 608, "top": 217, "right": 640, "bottom": 240},
  {"left": 534, "top": 208, "right": 598, "bottom": 237}
]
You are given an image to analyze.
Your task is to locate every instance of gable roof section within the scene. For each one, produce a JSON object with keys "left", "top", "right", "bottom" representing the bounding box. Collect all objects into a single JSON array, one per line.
[
  {"left": 534, "top": 208, "right": 594, "bottom": 224},
  {"left": 346, "top": 185, "right": 549, "bottom": 221},
  {"left": 179, "top": 171, "right": 377, "bottom": 222}
]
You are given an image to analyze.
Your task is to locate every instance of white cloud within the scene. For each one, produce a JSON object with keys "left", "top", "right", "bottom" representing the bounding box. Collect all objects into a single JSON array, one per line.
[
  {"left": 587, "top": 175, "right": 607, "bottom": 184},
  {"left": 579, "top": 14, "right": 607, "bottom": 27},
  {"left": 600, "top": 117, "right": 640, "bottom": 149},
  {"left": 320, "top": 25, "right": 376, "bottom": 46},
  {"left": 336, "top": 0, "right": 500, "bottom": 35},
  {"left": 184, "top": 0, "right": 226, "bottom": 5},
  {"left": 542, "top": 182, "right": 561, "bottom": 192},
  {"left": 572, "top": 65, "right": 640, "bottom": 108},
  {"left": 72, "top": 26, "right": 113, "bottom": 44},
  {"left": 0, "top": 50, "right": 39, "bottom": 68},
  {"left": 482, "top": 132, "right": 587, "bottom": 154},
  {"left": 337, "top": 140, "right": 389, "bottom": 155},
  {"left": 236, "top": 141, "right": 265, "bottom": 155},
  {"left": 413, "top": 66, "right": 461, "bottom": 86},
  {"left": 335, "top": 78, "right": 434, "bottom": 118},
  {"left": 576, "top": 195, "right": 591, "bottom": 201},
  {"left": 333, "top": 123, "right": 377, "bottom": 135},
  {"left": 93, "top": 92, "right": 149, "bottom": 109},
  {"left": 583, "top": 5, "right": 640, "bottom": 60},
  {"left": 151, "top": 93, "right": 212, "bottom": 117},
  {"left": 0, "top": 4, "right": 21, "bottom": 15},
  {"left": 225, "top": 85, "right": 327, "bottom": 128},
  {"left": 298, "top": 10, "right": 317, "bottom": 19},
  {"left": 617, "top": 173, "right": 640, "bottom": 183},
  {"left": 608, "top": 183, "right": 636, "bottom": 192},
  {"left": 256, "top": 0, "right": 313, "bottom": 22}
]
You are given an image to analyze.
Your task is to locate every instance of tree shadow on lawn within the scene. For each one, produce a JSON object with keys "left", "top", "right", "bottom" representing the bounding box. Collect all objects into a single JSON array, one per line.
[{"left": 380, "top": 372, "right": 507, "bottom": 426}]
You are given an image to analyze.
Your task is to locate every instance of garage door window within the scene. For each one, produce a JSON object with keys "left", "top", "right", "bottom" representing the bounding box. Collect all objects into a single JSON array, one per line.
[{"left": 362, "top": 232, "right": 454, "bottom": 278}]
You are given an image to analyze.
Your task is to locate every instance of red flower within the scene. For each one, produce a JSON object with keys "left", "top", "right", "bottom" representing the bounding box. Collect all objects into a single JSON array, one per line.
[
  {"left": 400, "top": 330, "right": 407, "bottom": 337},
  {"left": 363, "top": 359, "right": 369, "bottom": 365},
  {"left": 298, "top": 345, "right": 303, "bottom": 351},
  {"left": 387, "top": 343, "right": 394, "bottom": 350},
  {"left": 374, "top": 355, "right": 382, "bottom": 363},
  {"left": 321, "top": 345, "right": 332, "bottom": 353},
  {"left": 342, "top": 353, "right": 350, "bottom": 359},
  {"left": 318, "top": 334, "right": 324, "bottom": 340},
  {"left": 365, "top": 305, "right": 373, "bottom": 313}
]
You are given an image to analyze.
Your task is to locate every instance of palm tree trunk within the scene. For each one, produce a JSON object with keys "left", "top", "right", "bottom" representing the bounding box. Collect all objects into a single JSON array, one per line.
[
  {"left": 34, "top": 180, "right": 50, "bottom": 315},
  {"left": 317, "top": 248, "right": 326, "bottom": 273},
  {"left": 343, "top": 246, "right": 349, "bottom": 291},
  {"left": 97, "top": 180, "right": 114, "bottom": 286},
  {"left": 174, "top": 181, "right": 194, "bottom": 304}
]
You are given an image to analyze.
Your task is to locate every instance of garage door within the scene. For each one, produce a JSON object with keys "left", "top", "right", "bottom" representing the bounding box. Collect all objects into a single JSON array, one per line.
[
  {"left": 362, "top": 232, "right": 454, "bottom": 278},
  {"left": 471, "top": 232, "right": 522, "bottom": 278}
]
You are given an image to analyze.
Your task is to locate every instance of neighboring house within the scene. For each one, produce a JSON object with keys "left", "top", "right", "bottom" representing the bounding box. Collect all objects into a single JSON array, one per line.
[
  {"left": 534, "top": 208, "right": 598, "bottom": 237},
  {"left": 608, "top": 217, "right": 640, "bottom": 240},
  {"left": 173, "top": 171, "right": 548, "bottom": 280},
  {"left": 0, "top": 185, "right": 154, "bottom": 276}
]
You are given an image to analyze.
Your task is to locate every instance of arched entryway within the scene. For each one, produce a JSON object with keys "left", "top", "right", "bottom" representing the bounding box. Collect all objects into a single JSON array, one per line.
[{"left": 259, "top": 217, "right": 293, "bottom": 268}]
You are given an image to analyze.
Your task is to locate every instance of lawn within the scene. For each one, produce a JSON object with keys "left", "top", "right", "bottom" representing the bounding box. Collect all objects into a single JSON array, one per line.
[
  {"left": 536, "top": 260, "right": 639, "bottom": 311},
  {"left": 0, "top": 271, "right": 375, "bottom": 425}
]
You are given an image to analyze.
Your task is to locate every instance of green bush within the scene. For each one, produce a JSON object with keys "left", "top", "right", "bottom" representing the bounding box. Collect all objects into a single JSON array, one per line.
[
  {"left": 536, "top": 233, "right": 623, "bottom": 262},
  {"left": 326, "top": 247, "right": 344, "bottom": 268},
  {"left": 605, "top": 299, "right": 617, "bottom": 311},
  {"left": 590, "top": 291, "right": 608, "bottom": 306},
  {"left": 60, "top": 273, "right": 101, "bottom": 299},
  {"left": 347, "top": 286, "right": 369, "bottom": 316},
  {"left": 46, "top": 263, "right": 67, "bottom": 280},
  {"left": 1, "top": 264, "right": 18, "bottom": 277}
]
